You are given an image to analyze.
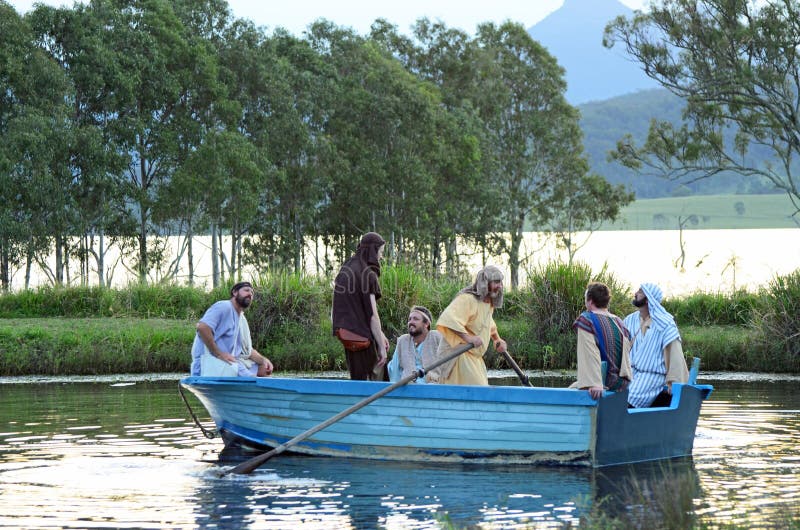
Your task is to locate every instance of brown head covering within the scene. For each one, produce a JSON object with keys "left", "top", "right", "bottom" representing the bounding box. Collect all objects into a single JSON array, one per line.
[
  {"left": 461, "top": 265, "right": 504, "bottom": 308},
  {"left": 355, "top": 232, "right": 386, "bottom": 275}
]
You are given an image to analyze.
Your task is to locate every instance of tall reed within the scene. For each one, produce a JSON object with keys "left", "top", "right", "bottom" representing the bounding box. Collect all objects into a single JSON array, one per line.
[
  {"left": 504, "top": 261, "right": 629, "bottom": 369},
  {"left": 750, "top": 271, "right": 800, "bottom": 372}
]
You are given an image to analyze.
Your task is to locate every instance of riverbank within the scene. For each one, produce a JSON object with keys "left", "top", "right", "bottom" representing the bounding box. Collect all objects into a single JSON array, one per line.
[
  {"left": 1, "top": 266, "right": 797, "bottom": 376},
  {"left": 0, "top": 317, "right": 755, "bottom": 376}
]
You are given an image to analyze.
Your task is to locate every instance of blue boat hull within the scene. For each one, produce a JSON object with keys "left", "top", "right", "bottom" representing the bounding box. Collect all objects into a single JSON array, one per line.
[{"left": 180, "top": 377, "right": 712, "bottom": 467}]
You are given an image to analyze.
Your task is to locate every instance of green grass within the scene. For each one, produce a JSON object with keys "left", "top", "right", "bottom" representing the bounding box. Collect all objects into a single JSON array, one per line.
[
  {"left": 1, "top": 266, "right": 798, "bottom": 376},
  {"left": 0, "top": 318, "right": 193, "bottom": 375},
  {"left": 0, "top": 317, "right": 756, "bottom": 376},
  {"left": 599, "top": 193, "right": 799, "bottom": 230}
]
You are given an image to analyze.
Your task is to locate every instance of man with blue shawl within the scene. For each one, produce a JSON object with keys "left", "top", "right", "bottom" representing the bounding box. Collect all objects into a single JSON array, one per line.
[
  {"left": 624, "top": 283, "right": 689, "bottom": 408},
  {"left": 571, "top": 282, "right": 632, "bottom": 399}
]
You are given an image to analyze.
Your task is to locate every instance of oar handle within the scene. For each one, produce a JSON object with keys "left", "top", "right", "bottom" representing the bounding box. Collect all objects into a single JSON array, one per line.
[
  {"left": 501, "top": 350, "right": 532, "bottom": 387},
  {"left": 224, "top": 341, "right": 475, "bottom": 475}
]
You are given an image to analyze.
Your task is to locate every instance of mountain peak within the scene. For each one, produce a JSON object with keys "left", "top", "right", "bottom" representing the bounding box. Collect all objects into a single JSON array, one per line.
[{"left": 528, "top": 0, "right": 655, "bottom": 104}]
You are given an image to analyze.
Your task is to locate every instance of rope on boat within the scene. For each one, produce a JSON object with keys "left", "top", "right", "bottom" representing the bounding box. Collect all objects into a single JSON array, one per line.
[{"left": 178, "top": 383, "right": 218, "bottom": 439}]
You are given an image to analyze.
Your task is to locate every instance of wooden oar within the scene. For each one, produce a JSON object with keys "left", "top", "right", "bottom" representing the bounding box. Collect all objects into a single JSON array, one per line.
[
  {"left": 501, "top": 350, "right": 533, "bottom": 387},
  {"left": 223, "top": 341, "right": 476, "bottom": 476}
]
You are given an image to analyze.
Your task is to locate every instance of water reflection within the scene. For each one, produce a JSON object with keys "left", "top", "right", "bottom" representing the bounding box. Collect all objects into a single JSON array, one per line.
[
  {"left": 199, "top": 458, "right": 590, "bottom": 529},
  {"left": 0, "top": 376, "right": 798, "bottom": 528},
  {"left": 693, "top": 382, "right": 800, "bottom": 528}
]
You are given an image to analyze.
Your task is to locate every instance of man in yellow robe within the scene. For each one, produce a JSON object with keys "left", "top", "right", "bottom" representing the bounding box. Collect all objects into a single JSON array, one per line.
[{"left": 424, "top": 265, "right": 508, "bottom": 385}]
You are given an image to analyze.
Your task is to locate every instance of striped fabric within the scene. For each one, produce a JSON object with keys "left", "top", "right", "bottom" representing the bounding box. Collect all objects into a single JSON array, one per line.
[
  {"left": 573, "top": 311, "right": 630, "bottom": 391},
  {"left": 624, "top": 310, "right": 681, "bottom": 408}
]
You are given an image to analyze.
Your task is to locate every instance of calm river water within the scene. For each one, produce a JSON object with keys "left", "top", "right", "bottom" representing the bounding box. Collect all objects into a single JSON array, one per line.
[{"left": 0, "top": 372, "right": 798, "bottom": 529}]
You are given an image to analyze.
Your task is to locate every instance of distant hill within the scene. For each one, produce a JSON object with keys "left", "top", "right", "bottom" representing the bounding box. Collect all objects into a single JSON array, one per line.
[
  {"left": 577, "top": 89, "right": 780, "bottom": 198},
  {"left": 528, "top": 0, "right": 658, "bottom": 104},
  {"left": 527, "top": 0, "right": 782, "bottom": 199}
]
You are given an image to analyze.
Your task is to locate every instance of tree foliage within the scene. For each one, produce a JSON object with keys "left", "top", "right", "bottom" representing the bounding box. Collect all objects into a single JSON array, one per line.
[
  {"left": 1, "top": 1, "right": 630, "bottom": 290},
  {"left": 604, "top": 0, "right": 800, "bottom": 225}
]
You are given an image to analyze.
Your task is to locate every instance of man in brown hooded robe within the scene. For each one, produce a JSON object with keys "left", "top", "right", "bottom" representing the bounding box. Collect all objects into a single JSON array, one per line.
[
  {"left": 332, "top": 232, "right": 390, "bottom": 380},
  {"left": 424, "top": 265, "right": 508, "bottom": 385}
]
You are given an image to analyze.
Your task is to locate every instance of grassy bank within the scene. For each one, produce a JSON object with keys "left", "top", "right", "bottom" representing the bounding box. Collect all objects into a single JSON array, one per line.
[
  {"left": 0, "top": 264, "right": 797, "bottom": 376},
  {"left": 0, "top": 317, "right": 751, "bottom": 376}
]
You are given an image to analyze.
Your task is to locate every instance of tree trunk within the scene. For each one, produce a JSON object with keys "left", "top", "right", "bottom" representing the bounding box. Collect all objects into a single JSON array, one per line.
[
  {"left": 229, "top": 220, "right": 237, "bottom": 281},
  {"left": 508, "top": 214, "right": 525, "bottom": 290},
  {"left": 0, "top": 239, "right": 9, "bottom": 291},
  {"left": 445, "top": 237, "right": 457, "bottom": 276},
  {"left": 294, "top": 219, "right": 302, "bottom": 274},
  {"left": 211, "top": 222, "right": 219, "bottom": 288},
  {"left": 25, "top": 244, "right": 32, "bottom": 290},
  {"left": 431, "top": 227, "right": 441, "bottom": 276},
  {"left": 98, "top": 229, "right": 106, "bottom": 288},
  {"left": 55, "top": 235, "right": 64, "bottom": 286},
  {"left": 187, "top": 224, "right": 194, "bottom": 287}
]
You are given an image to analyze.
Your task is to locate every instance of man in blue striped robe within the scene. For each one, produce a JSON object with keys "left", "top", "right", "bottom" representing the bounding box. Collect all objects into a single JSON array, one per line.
[{"left": 624, "top": 283, "right": 689, "bottom": 408}]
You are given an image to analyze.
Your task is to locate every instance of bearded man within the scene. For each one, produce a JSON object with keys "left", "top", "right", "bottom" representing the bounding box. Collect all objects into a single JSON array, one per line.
[
  {"left": 425, "top": 265, "right": 508, "bottom": 385},
  {"left": 388, "top": 306, "right": 442, "bottom": 383},
  {"left": 624, "top": 282, "right": 688, "bottom": 408},
  {"left": 190, "top": 281, "right": 273, "bottom": 377}
]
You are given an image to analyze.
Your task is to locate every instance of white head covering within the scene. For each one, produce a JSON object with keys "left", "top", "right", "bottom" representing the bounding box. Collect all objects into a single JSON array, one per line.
[{"left": 640, "top": 282, "right": 680, "bottom": 347}]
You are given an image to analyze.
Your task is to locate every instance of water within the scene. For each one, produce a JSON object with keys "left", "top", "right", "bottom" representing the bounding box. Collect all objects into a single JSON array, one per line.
[
  {"left": 14, "top": 229, "right": 800, "bottom": 296},
  {"left": 0, "top": 373, "right": 798, "bottom": 529}
]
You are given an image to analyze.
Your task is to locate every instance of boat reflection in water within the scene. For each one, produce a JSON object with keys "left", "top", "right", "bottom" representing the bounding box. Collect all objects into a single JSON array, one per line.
[{"left": 197, "top": 451, "right": 701, "bottom": 528}]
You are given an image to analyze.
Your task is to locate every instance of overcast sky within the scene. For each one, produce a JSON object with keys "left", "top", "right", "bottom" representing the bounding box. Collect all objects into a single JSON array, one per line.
[{"left": 9, "top": 0, "right": 647, "bottom": 36}]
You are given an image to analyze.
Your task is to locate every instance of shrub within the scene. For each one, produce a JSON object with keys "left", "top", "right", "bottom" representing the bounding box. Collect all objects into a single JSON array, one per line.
[
  {"left": 510, "top": 261, "right": 630, "bottom": 341},
  {"left": 248, "top": 271, "right": 329, "bottom": 346},
  {"left": 749, "top": 271, "right": 800, "bottom": 372},
  {"left": 664, "top": 290, "right": 759, "bottom": 326},
  {"left": 377, "top": 265, "right": 464, "bottom": 340}
]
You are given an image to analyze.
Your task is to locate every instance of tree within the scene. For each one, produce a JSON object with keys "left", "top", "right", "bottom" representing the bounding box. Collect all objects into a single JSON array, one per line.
[
  {"left": 309, "top": 22, "right": 450, "bottom": 266},
  {"left": 28, "top": 3, "right": 132, "bottom": 287},
  {"left": 472, "top": 22, "right": 577, "bottom": 288},
  {"left": 0, "top": 3, "right": 71, "bottom": 290},
  {"left": 540, "top": 166, "right": 635, "bottom": 265},
  {"left": 374, "top": 19, "right": 502, "bottom": 275},
  {"left": 604, "top": 0, "right": 800, "bottom": 225},
  {"left": 96, "top": 0, "right": 221, "bottom": 283}
]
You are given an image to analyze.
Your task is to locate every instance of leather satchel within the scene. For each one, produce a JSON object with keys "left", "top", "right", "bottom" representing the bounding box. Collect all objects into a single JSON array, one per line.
[{"left": 335, "top": 328, "right": 371, "bottom": 351}]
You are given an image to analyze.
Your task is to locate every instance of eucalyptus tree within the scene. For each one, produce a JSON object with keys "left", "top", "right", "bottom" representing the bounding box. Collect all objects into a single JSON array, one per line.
[
  {"left": 371, "top": 19, "right": 501, "bottom": 274},
  {"left": 91, "top": 0, "right": 221, "bottom": 283},
  {"left": 169, "top": 129, "right": 268, "bottom": 286},
  {"left": 151, "top": 0, "right": 233, "bottom": 286},
  {"left": 472, "top": 22, "right": 577, "bottom": 288},
  {"left": 242, "top": 29, "right": 336, "bottom": 274},
  {"left": 537, "top": 157, "right": 635, "bottom": 265},
  {"left": 27, "top": 2, "right": 132, "bottom": 287},
  {"left": 604, "top": 0, "right": 800, "bottom": 224},
  {"left": 0, "top": 4, "right": 71, "bottom": 290},
  {"left": 309, "top": 22, "right": 459, "bottom": 269}
]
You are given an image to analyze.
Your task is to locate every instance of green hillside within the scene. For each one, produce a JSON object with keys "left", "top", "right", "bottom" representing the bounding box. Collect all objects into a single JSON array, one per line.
[
  {"left": 578, "top": 90, "right": 777, "bottom": 199},
  {"left": 600, "top": 194, "right": 799, "bottom": 230}
]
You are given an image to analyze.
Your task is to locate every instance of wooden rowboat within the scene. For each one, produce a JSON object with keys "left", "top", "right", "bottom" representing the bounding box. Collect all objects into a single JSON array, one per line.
[{"left": 180, "top": 376, "right": 713, "bottom": 467}]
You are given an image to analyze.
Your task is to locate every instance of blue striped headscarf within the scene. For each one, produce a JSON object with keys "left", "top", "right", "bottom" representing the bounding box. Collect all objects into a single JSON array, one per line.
[{"left": 640, "top": 283, "right": 680, "bottom": 348}]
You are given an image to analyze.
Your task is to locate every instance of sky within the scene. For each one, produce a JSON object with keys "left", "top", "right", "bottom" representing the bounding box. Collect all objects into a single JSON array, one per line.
[{"left": 9, "top": 0, "right": 647, "bottom": 36}]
